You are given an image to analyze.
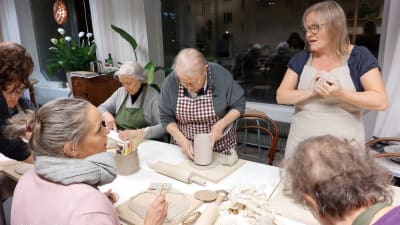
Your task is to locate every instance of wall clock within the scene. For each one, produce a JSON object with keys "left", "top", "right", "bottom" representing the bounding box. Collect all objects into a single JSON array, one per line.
[{"left": 53, "top": 0, "right": 67, "bottom": 25}]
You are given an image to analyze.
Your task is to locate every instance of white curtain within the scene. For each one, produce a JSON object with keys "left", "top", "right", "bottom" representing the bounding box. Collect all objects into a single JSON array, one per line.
[
  {"left": 373, "top": 0, "right": 400, "bottom": 137},
  {"left": 0, "top": 0, "right": 21, "bottom": 42},
  {"left": 89, "top": 0, "right": 150, "bottom": 66}
]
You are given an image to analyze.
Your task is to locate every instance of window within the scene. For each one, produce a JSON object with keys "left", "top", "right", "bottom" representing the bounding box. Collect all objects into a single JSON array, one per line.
[
  {"left": 30, "top": 0, "right": 93, "bottom": 82},
  {"left": 161, "top": 0, "right": 384, "bottom": 105},
  {"left": 223, "top": 12, "right": 232, "bottom": 24}
]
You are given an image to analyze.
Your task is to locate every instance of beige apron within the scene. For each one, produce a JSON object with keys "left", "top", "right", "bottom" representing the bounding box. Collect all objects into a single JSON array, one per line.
[{"left": 285, "top": 55, "right": 364, "bottom": 157}]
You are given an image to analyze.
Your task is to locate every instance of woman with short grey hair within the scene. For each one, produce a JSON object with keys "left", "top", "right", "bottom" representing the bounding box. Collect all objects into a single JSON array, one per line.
[
  {"left": 285, "top": 135, "right": 398, "bottom": 225},
  {"left": 98, "top": 61, "right": 165, "bottom": 141}
]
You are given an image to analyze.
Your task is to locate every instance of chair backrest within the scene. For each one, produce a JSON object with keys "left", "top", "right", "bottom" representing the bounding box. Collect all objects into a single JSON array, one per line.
[
  {"left": 366, "top": 137, "right": 400, "bottom": 159},
  {"left": 235, "top": 110, "right": 280, "bottom": 165}
]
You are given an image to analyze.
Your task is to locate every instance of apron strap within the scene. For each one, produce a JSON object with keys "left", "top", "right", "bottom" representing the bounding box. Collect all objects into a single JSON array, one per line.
[
  {"left": 139, "top": 86, "right": 148, "bottom": 109},
  {"left": 116, "top": 93, "right": 130, "bottom": 116},
  {"left": 352, "top": 202, "right": 391, "bottom": 225}
]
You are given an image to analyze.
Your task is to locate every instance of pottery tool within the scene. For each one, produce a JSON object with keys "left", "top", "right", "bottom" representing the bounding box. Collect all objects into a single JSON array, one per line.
[{"left": 149, "top": 161, "right": 206, "bottom": 186}]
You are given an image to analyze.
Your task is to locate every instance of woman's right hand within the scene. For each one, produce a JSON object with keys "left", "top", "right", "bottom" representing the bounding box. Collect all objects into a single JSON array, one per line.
[
  {"left": 178, "top": 137, "right": 194, "bottom": 160},
  {"left": 102, "top": 112, "right": 117, "bottom": 130},
  {"left": 144, "top": 195, "right": 168, "bottom": 225}
]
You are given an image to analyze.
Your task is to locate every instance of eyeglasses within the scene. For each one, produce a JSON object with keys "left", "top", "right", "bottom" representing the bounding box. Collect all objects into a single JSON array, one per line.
[
  {"left": 303, "top": 24, "right": 325, "bottom": 34},
  {"left": 2, "top": 87, "right": 26, "bottom": 97},
  {"left": 176, "top": 73, "right": 204, "bottom": 88}
]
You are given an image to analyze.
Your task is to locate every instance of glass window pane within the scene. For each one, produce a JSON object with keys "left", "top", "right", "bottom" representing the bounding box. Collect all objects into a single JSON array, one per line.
[{"left": 161, "top": 0, "right": 384, "bottom": 104}]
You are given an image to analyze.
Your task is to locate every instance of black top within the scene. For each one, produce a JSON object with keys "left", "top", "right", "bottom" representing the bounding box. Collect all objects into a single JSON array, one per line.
[{"left": 0, "top": 92, "right": 36, "bottom": 161}]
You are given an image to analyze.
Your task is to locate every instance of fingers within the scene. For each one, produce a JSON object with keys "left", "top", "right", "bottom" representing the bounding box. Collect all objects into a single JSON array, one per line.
[
  {"left": 118, "top": 130, "right": 139, "bottom": 141},
  {"left": 155, "top": 195, "right": 168, "bottom": 217},
  {"left": 108, "top": 122, "right": 117, "bottom": 131},
  {"left": 209, "top": 132, "right": 216, "bottom": 148},
  {"left": 102, "top": 112, "right": 117, "bottom": 130},
  {"left": 185, "top": 143, "right": 194, "bottom": 160},
  {"left": 144, "top": 195, "right": 168, "bottom": 225},
  {"left": 104, "top": 189, "right": 119, "bottom": 204}
]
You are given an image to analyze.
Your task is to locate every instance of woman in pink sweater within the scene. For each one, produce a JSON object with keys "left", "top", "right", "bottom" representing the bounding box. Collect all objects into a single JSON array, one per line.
[{"left": 4, "top": 98, "right": 167, "bottom": 225}]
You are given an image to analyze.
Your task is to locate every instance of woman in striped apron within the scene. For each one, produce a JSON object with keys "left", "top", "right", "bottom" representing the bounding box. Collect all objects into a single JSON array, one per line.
[{"left": 159, "top": 48, "right": 246, "bottom": 162}]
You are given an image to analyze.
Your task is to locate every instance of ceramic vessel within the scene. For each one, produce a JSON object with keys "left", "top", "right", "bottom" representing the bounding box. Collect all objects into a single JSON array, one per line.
[
  {"left": 114, "top": 150, "right": 140, "bottom": 175},
  {"left": 194, "top": 133, "right": 213, "bottom": 166}
]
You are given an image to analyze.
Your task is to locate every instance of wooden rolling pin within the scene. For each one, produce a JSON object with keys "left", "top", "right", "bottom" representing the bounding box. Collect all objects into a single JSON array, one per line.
[
  {"left": 148, "top": 161, "right": 206, "bottom": 186},
  {"left": 193, "top": 194, "right": 223, "bottom": 225}
]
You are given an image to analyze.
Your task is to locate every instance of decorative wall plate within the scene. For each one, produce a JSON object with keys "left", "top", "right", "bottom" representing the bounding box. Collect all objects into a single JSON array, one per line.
[{"left": 53, "top": 0, "right": 67, "bottom": 25}]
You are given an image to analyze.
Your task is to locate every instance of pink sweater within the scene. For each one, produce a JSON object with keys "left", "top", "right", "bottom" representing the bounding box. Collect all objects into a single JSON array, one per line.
[{"left": 11, "top": 169, "right": 120, "bottom": 225}]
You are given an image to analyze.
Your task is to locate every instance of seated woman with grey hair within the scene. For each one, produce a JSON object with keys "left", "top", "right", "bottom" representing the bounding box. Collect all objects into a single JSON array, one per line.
[
  {"left": 4, "top": 98, "right": 167, "bottom": 224},
  {"left": 285, "top": 135, "right": 400, "bottom": 225},
  {"left": 98, "top": 61, "right": 165, "bottom": 140}
]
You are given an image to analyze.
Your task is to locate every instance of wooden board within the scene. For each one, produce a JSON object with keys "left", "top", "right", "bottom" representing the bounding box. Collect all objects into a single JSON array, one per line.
[
  {"left": 117, "top": 188, "right": 202, "bottom": 225},
  {"left": 178, "top": 159, "right": 246, "bottom": 183}
]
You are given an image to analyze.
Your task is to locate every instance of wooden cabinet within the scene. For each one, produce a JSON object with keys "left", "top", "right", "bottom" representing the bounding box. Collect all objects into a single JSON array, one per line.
[{"left": 71, "top": 74, "right": 121, "bottom": 106}]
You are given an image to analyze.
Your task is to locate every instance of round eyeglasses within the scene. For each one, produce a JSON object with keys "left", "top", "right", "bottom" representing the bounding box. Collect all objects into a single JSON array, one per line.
[{"left": 303, "top": 24, "right": 325, "bottom": 34}]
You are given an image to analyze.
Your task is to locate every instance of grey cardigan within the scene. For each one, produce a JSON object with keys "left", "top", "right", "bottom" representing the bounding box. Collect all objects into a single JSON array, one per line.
[
  {"left": 98, "top": 86, "right": 165, "bottom": 139},
  {"left": 159, "top": 62, "right": 246, "bottom": 128}
]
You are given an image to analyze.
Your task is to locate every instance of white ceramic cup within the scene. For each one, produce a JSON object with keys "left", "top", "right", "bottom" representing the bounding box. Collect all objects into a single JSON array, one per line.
[{"left": 193, "top": 133, "right": 213, "bottom": 165}]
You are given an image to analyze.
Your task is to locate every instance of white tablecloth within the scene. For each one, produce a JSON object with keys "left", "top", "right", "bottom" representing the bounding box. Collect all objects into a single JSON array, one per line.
[{"left": 99, "top": 140, "right": 283, "bottom": 206}]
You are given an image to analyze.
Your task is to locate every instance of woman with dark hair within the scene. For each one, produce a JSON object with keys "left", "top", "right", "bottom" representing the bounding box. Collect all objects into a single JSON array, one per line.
[
  {"left": 0, "top": 42, "right": 36, "bottom": 163},
  {"left": 285, "top": 135, "right": 399, "bottom": 225},
  {"left": 5, "top": 98, "right": 167, "bottom": 225}
]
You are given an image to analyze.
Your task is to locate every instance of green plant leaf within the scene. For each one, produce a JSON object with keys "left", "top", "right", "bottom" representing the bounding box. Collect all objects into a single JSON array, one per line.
[
  {"left": 144, "top": 61, "right": 155, "bottom": 84},
  {"left": 111, "top": 24, "right": 138, "bottom": 61}
]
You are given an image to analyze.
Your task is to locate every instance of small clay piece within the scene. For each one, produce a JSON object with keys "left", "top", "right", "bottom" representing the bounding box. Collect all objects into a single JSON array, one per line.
[
  {"left": 194, "top": 190, "right": 218, "bottom": 202},
  {"left": 215, "top": 189, "right": 229, "bottom": 201}
]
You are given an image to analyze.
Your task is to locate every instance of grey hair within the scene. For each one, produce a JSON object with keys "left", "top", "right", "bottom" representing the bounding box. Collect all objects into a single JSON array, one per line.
[
  {"left": 114, "top": 61, "right": 147, "bottom": 83},
  {"left": 172, "top": 48, "right": 207, "bottom": 78},
  {"left": 302, "top": 1, "right": 350, "bottom": 56},
  {"left": 3, "top": 98, "right": 92, "bottom": 157},
  {"left": 284, "top": 135, "right": 392, "bottom": 219}
]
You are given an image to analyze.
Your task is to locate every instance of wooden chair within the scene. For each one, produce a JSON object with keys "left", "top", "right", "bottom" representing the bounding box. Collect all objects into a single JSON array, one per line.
[
  {"left": 366, "top": 137, "right": 400, "bottom": 183},
  {"left": 366, "top": 137, "right": 400, "bottom": 159},
  {"left": 235, "top": 110, "right": 279, "bottom": 165}
]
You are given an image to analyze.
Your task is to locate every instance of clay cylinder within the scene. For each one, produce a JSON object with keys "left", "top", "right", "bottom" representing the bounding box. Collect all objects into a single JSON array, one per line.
[{"left": 193, "top": 133, "right": 213, "bottom": 165}]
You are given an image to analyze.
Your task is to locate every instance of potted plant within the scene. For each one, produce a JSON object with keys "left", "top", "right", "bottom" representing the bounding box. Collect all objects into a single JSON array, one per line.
[
  {"left": 46, "top": 28, "right": 97, "bottom": 87},
  {"left": 111, "top": 24, "right": 167, "bottom": 92}
]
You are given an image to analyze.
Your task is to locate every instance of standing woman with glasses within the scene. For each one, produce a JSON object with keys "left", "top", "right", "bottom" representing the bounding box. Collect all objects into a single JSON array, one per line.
[
  {"left": 276, "top": 1, "right": 388, "bottom": 157},
  {"left": 0, "top": 42, "right": 36, "bottom": 163}
]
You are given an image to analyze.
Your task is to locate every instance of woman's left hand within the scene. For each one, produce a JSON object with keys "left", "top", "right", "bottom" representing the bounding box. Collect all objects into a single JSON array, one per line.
[
  {"left": 20, "top": 131, "right": 32, "bottom": 142},
  {"left": 118, "top": 129, "right": 145, "bottom": 141},
  {"left": 210, "top": 121, "right": 225, "bottom": 146},
  {"left": 104, "top": 189, "right": 119, "bottom": 204},
  {"left": 314, "top": 78, "right": 342, "bottom": 98}
]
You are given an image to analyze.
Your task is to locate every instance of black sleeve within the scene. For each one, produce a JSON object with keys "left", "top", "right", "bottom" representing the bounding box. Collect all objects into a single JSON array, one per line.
[{"left": 0, "top": 130, "right": 31, "bottom": 161}]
